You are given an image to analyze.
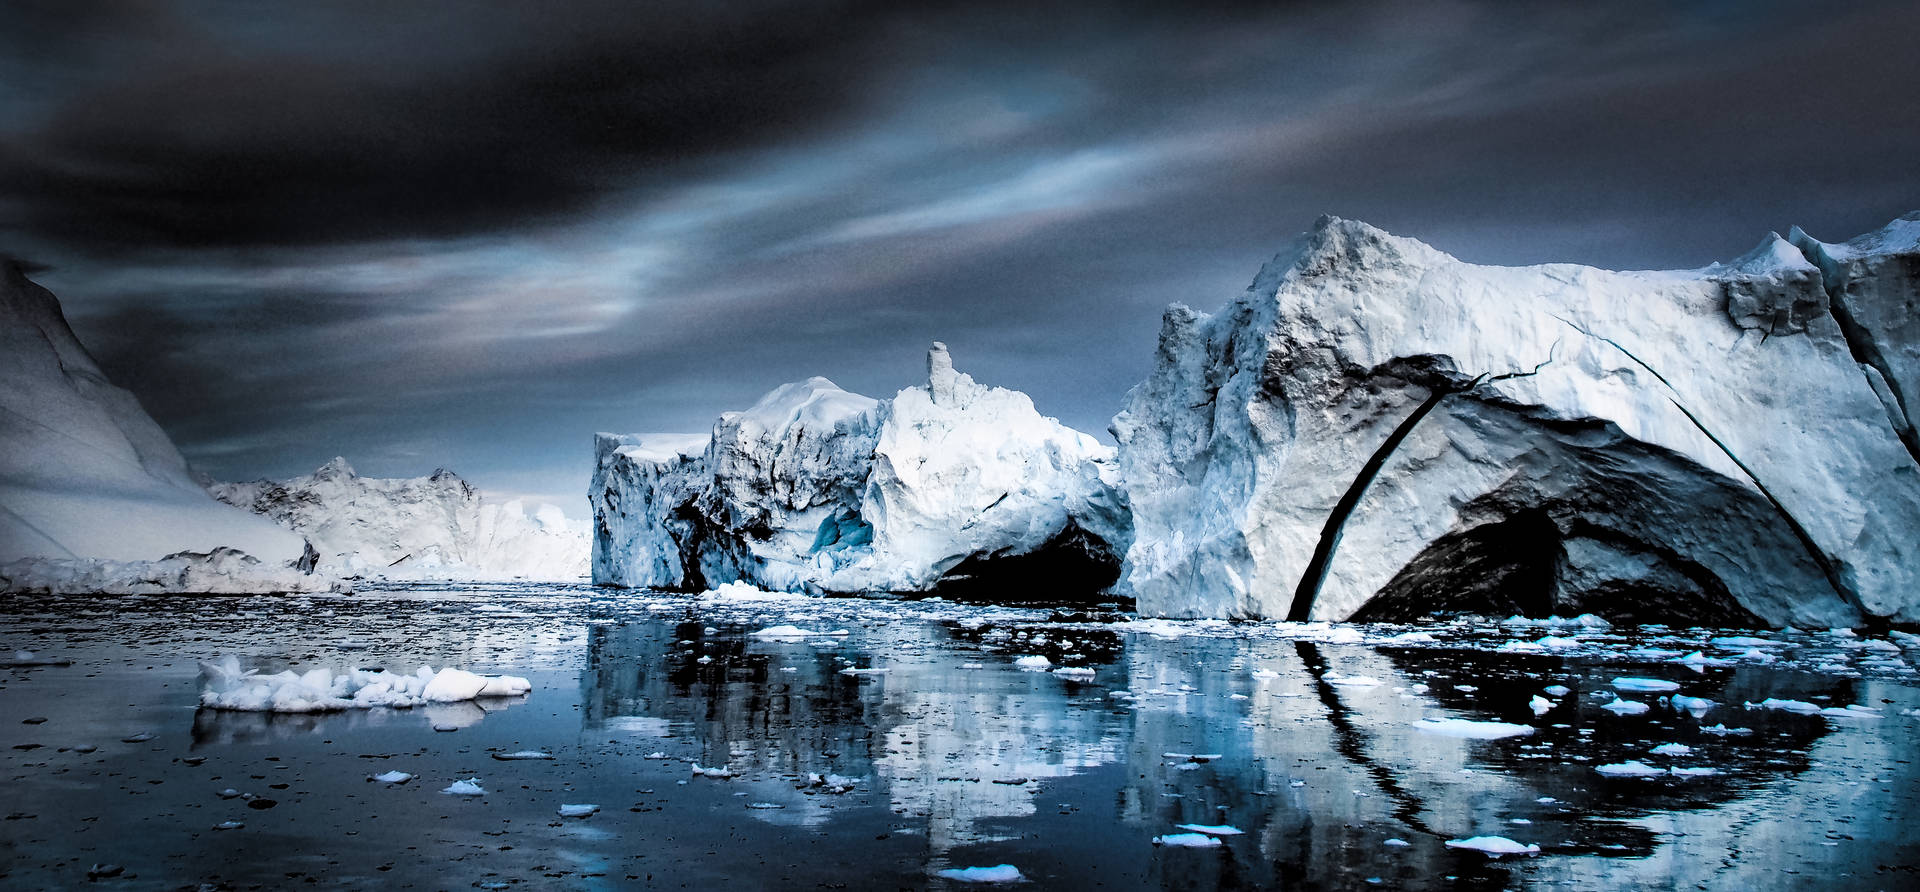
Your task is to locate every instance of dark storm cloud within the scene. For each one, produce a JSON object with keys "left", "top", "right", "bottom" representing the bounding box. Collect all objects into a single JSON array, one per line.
[{"left": 9, "top": 0, "right": 1920, "bottom": 509}]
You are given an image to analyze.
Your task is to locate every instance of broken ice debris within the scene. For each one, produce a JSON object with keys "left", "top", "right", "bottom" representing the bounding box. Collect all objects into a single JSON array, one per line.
[
  {"left": 1153, "top": 832, "right": 1225, "bottom": 848},
  {"left": 1013, "top": 655, "right": 1052, "bottom": 670},
  {"left": 1649, "top": 743, "right": 1693, "bottom": 756},
  {"left": 197, "top": 656, "right": 530, "bottom": 713},
  {"left": 1174, "top": 823, "right": 1245, "bottom": 836},
  {"left": 1529, "top": 696, "right": 1554, "bottom": 716},
  {"left": 441, "top": 778, "right": 486, "bottom": 796},
  {"left": 369, "top": 770, "right": 413, "bottom": 784},
  {"left": 1747, "top": 698, "right": 1821, "bottom": 714},
  {"left": 1601, "top": 697, "right": 1650, "bottom": 715},
  {"left": 935, "top": 865, "right": 1025, "bottom": 883},
  {"left": 1412, "top": 719, "right": 1534, "bottom": 740},
  {"left": 557, "top": 803, "right": 599, "bottom": 817},
  {"left": 1595, "top": 761, "right": 1668, "bottom": 778},
  {"left": 1612, "top": 677, "right": 1681, "bottom": 693},
  {"left": 491, "top": 750, "right": 554, "bottom": 760},
  {"left": 1671, "top": 695, "right": 1716, "bottom": 714},
  {"left": 690, "top": 763, "right": 735, "bottom": 778},
  {"left": 1543, "top": 685, "right": 1571, "bottom": 697},
  {"left": 1444, "top": 836, "right": 1540, "bottom": 857}
]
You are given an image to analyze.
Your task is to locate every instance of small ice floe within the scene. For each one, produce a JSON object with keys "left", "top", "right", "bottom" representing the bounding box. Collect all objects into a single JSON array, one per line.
[
  {"left": 212, "top": 821, "right": 245, "bottom": 830},
  {"left": 1612, "top": 677, "right": 1680, "bottom": 693},
  {"left": 1670, "top": 695, "right": 1716, "bottom": 714},
  {"left": 1053, "top": 666, "right": 1096, "bottom": 681},
  {"left": 1153, "top": 832, "right": 1225, "bottom": 848},
  {"left": 935, "top": 864, "right": 1025, "bottom": 883},
  {"left": 1383, "top": 838, "right": 1411, "bottom": 847},
  {"left": 696, "top": 655, "right": 714, "bottom": 664},
  {"left": 1676, "top": 651, "right": 1732, "bottom": 668},
  {"left": 1747, "top": 698, "right": 1822, "bottom": 714},
  {"left": 1669, "top": 766, "right": 1720, "bottom": 777},
  {"left": 1536, "top": 636, "right": 1580, "bottom": 650},
  {"left": 839, "top": 667, "right": 890, "bottom": 676},
  {"left": 121, "top": 731, "right": 155, "bottom": 743},
  {"left": 1175, "top": 823, "right": 1245, "bottom": 836},
  {"left": 807, "top": 772, "right": 859, "bottom": 794},
  {"left": 1455, "top": 685, "right": 1479, "bottom": 693},
  {"left": 1595, "top": 761, "right": 1667, "bottom": 778},
  {"left": 1819, "top": 705, "right": 1884, "bottom": 720},
  {"left": 1444, "top": 836, "right": 1540, "bottom": 857},
  {"left": 746, "top": 802, "right": 785, "bottom": 810},
  {"left": 1650, "top": 743, "right": 1693, "bottom": 756},
  {"left": 1326, "top": 673, "right": 1383, "bottom": 687},
  {"left": 217, "top": 788, "right": 242, "bottom": 799},
  {"left": 491, "top": 750, "right": 554, "bottom": 760},
  {"left": 1601, "top": 697, "right": 1650, "bottom": 715},
  {"left": 749, "top": 625, "right": 816, "bottom": 639},
  {"left": 557, "top": 803, "right": 599, "bottom": 818},
  {"left": 441, "top": 778, "right": 486, "bottom": 796},
  {"left": 196, "top": 656, "right": 530, "bottom": 713},
  {"left": 1325, "top": 627, "right": 1365, "bottom": 645},
  {"left": 960, "top": 663, "right": 985, "bottom": 670},
  {"left": 1543, "top": 685, "right": 1571, "bottom": 697},
  {"left": 643, "top": 751, "right": 670, "bottom": 759},
  {"left": 1013, "top": 655, "right": 1052, "bottom": 670},
  {"left": 699, "top": 581, "right": 803, "bottom": 602},
  {"left": 1711, "top": 636, "right": 1776, "bottom": 648},
  {"left": 1529, "top": 696, "right": 1555, "bottom": 716},
  {"left": 1701, "top": 724, "right": 1753, "bottom": 736},
  {"left": 1412, "top": 719, "right": 1534, "bottom": 740},
  {"left": 690, "top": 763, "right": 735, "bottom": 778},
  {"left": 369, "top": 770, "right": 413, "bottom": 784},
  {"left": 1384, "top": 632, "right": 1437, "bottom": 644}
]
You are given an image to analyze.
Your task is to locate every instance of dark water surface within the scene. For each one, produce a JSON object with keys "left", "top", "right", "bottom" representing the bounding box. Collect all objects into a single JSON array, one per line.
[{"left": 2, "top": 583, "right": 1917, "bottom": 890}]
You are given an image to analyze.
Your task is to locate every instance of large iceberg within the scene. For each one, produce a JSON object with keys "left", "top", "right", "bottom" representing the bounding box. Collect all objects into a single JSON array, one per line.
[
  {"left": 212, "top": 459, "right": 589, "bottom": 580},
  {"left": 1113, "top": 213, "right": 1920, "bottom": 626},
  {"left": 592, "top": 343, "right": 1129, "bottom": 595},
  {"left": 0, "top": 260, "right": 310, "bottom": 574}
]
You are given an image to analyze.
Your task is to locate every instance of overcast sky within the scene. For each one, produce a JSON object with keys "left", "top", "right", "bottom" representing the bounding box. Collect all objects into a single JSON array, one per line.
[{"left": 5, "top": 0, "right": 1917, "bottom": 512}]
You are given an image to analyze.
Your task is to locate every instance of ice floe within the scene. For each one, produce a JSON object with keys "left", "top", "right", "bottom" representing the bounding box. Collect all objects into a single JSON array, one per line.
[
  {"left": 197, "top": 656, "right": 529, "bottom": 713},
  {"left": 935, "top": 864, "right": 1025, "bottom": 883},
  {"left": 1153, "top": 832, "right": 1225, "bottom": 848},
  {"left": 557, "top": 803, "right": 599, "bottom": 817},
  {"left": 1444, "top": 836, "right": 1540, "bottom": 857},
  {"left": 441, "top": 778, "right": 485, "bottom": 796},
  {"left": 1612, "top": 677, "right": 1681, "bottom": 693},
  {"left": 1412, "top": 719, "right": 1534, "bottom": 740},
  {"left": 1175, "top": 824, "right": 1245, "bottom": 836}
]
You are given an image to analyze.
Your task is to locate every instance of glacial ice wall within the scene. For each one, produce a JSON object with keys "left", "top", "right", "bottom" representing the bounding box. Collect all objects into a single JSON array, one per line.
[
  {"left": 214, "top": 459, "right": 588, "bottom": 580},
  {"left": 1114, "top": 213, "right": 1920, "bottom": 626},
  {"left": 591, "top": 344, "right": 1129, "bottom": 595},
  {"left": 0, "top": 261, "right": 308, "bottom": 569}
]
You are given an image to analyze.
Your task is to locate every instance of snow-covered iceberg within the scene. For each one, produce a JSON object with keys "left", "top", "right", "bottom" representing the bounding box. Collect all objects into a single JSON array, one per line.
[
  {"left": 212, "top": 459, "right": 588, "bottom": 580},
  {"left": 1, "top": 547, "right": 334, "bottom": 595},
  {"left": 1113, "top": 212, "right": 1920, "bottom": 626},
  {"left": 0, "top": 260, "right": 311, "bottom": 582},
  {"left": 592, "top": 343, "right": 1129, "bottom": 595}
]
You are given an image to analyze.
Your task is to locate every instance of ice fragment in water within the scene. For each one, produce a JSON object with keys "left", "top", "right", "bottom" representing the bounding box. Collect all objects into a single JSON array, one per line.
[
  {"left": 369, "top": 770, "right": 413, "bottom": 784},
  {"left": 1153, "top": 832, "right": 1225, "bottom": 848},
  {"left": 1013, "top": 655, "right": 1051, "bottom": 670},
  {"left": 1748, "top": 698, "right": 1822, "bottom": 714},
  {"left": 1671, "top": 695, "right": 1716, "bottom": 714},
  {"left": 1612, "top": 677, "right": 1681, "bottom": 693},
  {"left": 935, "top": 865, "right": 1025, "bottom": 883},
  {"left": 1529, "top": 696, "right": 1554, "bottom": 716},
  {"left": 441, "top": 778, "right": 486, "bottom": 796},
  {"left": 491, "top": 750, "right": 553, "bottom": 760},
  {"left": 1601, "top": 697, "right": 1650, "bottom": 715},
  {"left": 1444, "top": 836, "right": 1540, "bottom": 857},
  {"left": 1413, "top": 719, "right": 1534, "bottom": 739},
  {"left": 1595, "top": 761, "right": 1667, "bottom": 777},
  {"left": 1670, "top": 766, "right": 1720, "bottom": 777},
  {"left": 1649, "top": 743, "right": 1693, "bottom": 756},
  {"left": 557, "top": 803, "right": 599, "bottom": 817},
  {"left": 1174, "top": 824, "right": 1245, "bottom": 836},
  {"left": 1543, "top": 685, "right": 1571, "bottom": 697}
]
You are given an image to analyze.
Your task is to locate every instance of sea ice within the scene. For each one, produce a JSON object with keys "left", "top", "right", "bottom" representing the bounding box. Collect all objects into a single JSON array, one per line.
[
  {"left": 369, "top": 770, "right": 413, "bottom": 784},
  {"left": 1529, "top": 696, "right": 1554, "bottom": 716},
  {"left": 1671, "top": 695, "right": 1716, "bottom": 714},
  {"left": 491, "top": 750, "right": 554, "bottom": 760},
  {"left": 1013, "top": 655, "right": 1052, "bottom": 670},
  {"left": 1650, "top": 743, "right": 1694, "bottom": 756},
  {"left": 690, "top": 763, "right": 735, "bottom": 778},
  {"left": 1612, "top": 677, "right": 1681, "bottom": 693},
  {"left": 1412, "top": 719, "right": 1534, "bottom": 740},
  {"left": 441, "top": 778, "right": 485, "bottom": 796},
  {"left": 557, "top": 804, "right": 599, "bottom": 817},
  {"left": 1601, "top": 697, "right": 1650, "bottom": 715},
  {"left": 1543, "top": 685, "right": 1571, "bottom": 697},
  {"left": 1443, "top": 836, "right": 1540, "bottom": 857},
  {"left": 749, "top": 625, "right": 817, "bottom": 639},
  {"left": 197, "top": 656, "right": 530, "bottom": 713},
  {"left": 1748, "top": 698, "right": 1822, "bottom": 714},
  {"left": 935, "top": 865, "right": 1025, "bottom": 883},
  {"left": 1670, "top": 766, "right": 1720, "bottom": 777},
  {"left": 1595, "top": 761, "right": 1667, "bottom": 777},
  {"left": 1153, "top": 832, "right": 1225, "bottom": 848},
  {"left": 1175, "top": 824, "right": 1245, "bottom": 836}
]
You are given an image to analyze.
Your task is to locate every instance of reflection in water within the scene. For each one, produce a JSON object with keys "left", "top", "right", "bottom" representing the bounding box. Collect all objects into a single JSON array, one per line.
[
  {"left": 191, "top": 695, "right": 529, "bottom": 746},
  {"left": 580, "top": 606, "right": 1909, "bottom": 889}
]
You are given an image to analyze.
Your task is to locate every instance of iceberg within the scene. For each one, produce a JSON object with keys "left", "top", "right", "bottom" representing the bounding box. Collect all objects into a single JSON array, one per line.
[
  {"left": 0, "top": 261, "right": 310, "bottom": 581},
  {"left": 591, "top": 343, "right": 1129, "bottom": 596},
  {"left": 1112, "top": 212, "right": 1920, "bottom": 626},
  {"left": 212, "top": 459, "right": 588, "bottom": 580}
]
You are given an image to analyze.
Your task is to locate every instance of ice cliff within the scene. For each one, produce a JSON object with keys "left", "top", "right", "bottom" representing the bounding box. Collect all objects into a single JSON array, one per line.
[
  {"left": 0, "top": 261, "right": 309, "bottom": 577},
  {"left": 213, "top": 459, "right": 588, "bottom": 580},
  {"left": 1114, "top": 213, "right": 1920, "bottom": 627},
  {"left": 592, "top": 343, "right": 1129, "bottom": 595}
]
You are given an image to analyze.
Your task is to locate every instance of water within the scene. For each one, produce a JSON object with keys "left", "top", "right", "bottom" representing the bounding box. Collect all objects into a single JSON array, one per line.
[{"left": 2, "top": 583, "right": 1917, "bottom": 889}]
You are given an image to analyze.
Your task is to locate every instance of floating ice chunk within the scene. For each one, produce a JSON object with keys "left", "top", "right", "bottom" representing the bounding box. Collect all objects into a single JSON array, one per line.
[
  {"left": 1701, "top": 724, "right": 1753, "bottom": 736},
  {"left": 1536, "top": 636, "right": 1580, "bottom": 650},
  {"left": 1529, "top": 696, "right": 1554, "bottom": 716},
  {"left": 1543, "top": 685, "right": 1571, "bottom": 697},
  {"left": 1383, "top": 838, "right": 1411, "bottom": 847},
  {"left": 1650, "top": 743, "right": 1693, "bottom": 756},
  {"left": 1385, "top": 632, "right": 1436, "bottom": 644},
  {"left": 217, "top": 788, "right": 241, "bottom": 799},
  {"left": 935, "top": 865, "right": 1025, "bottom": 883},
  {"left": 1595, "top": 761, "right": 1667, "bottom": 778},
  {"left": 643, "top": 751, "right": 669, "bottom": 759},
  {"left": 1738, "top": 648, "right": 1776, "bottom": 663},
  {"left": 1444, "top": 836, "right": 1540, "bottom": 857},
  {"left": 1324, "top": 627, "right": 1365, "bottom": 644},
  {"left": 197, "top": 656, "right": 530, "bottom": 713},
  {"left": 1670, "top": 695, "right": 1716, "bottom": 714},
  {"left": 838, "top": 667, "right": 889, "bottom": 676},
  {"left": 1413, "top": 719, "right": 1534, "bottom": 740},
  {"left": 121, "top": 731, "right": 154, "bottom": 743},
  {"left": 370, "top": 770, "right": 413, "bottom": 784},
  {"left": 690, "top": 763, "right": 735, "bottom": 778},
  {"left": 749, "top": 625, "right": 816, "bottom": 639},
  {"left": 1669, "top": 766, "right": 1720, "bottom": 777},
  {"left": 1748, "top": 698, "right": 1822, "bottom": 714},
  {"left": 1612, "top": 677, "right": 1681, "bottom": 693},
  {"left": 212, "top": 821, "right": 244, "bottom": 830},
  {"left": 1053, "top": 666, "right": 1096, "bottom": 681},
  {"left": 1013, "top": 655, "right": 1052, "bottom": 670},
  {"left": 1153, "top": 832, "right": 1225, "bottom": 848},
  {"left": 1711, "top": 636, "right": 1777, "bottom": 648},
  {"left": 1174, "top": 824, "right": 1245, "bottom": 836},
  {"left": 557, "top": 803, "right": 599, "bottom": 818},
  {"left": 1820, "top": 705, "right": 1884, "bottom": 719},
  {"left": 1327, "top": 673, "right": 1383, "bottom": 687},
  {"left": 491, "top": 750, "right": 554, "bottom": 760},
  {"left": 441, "top": 778, "right": 485, "bottom": 796},
  {"left": 1676, "top": 651, "right": 1732, "bottom": 668},
  {"left": 1601, "top": 697, "right": 1650, "bottom": 715},
  {"left": 699, "top": 581, "right": 803, "bottom": 602},
  {"left": 1249, "top": 669, "right": 1280, "bottom": 679}
]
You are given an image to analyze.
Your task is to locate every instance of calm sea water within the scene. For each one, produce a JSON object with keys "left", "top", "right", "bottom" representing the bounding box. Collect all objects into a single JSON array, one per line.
[{"left": 2, "top": 583, "right": 1916, "bottom": 890}]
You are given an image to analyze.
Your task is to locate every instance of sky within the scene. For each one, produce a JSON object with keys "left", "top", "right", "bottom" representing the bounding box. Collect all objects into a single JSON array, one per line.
[{"left": 4, "top": 0, "right": 1918, "bottom": 513}]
